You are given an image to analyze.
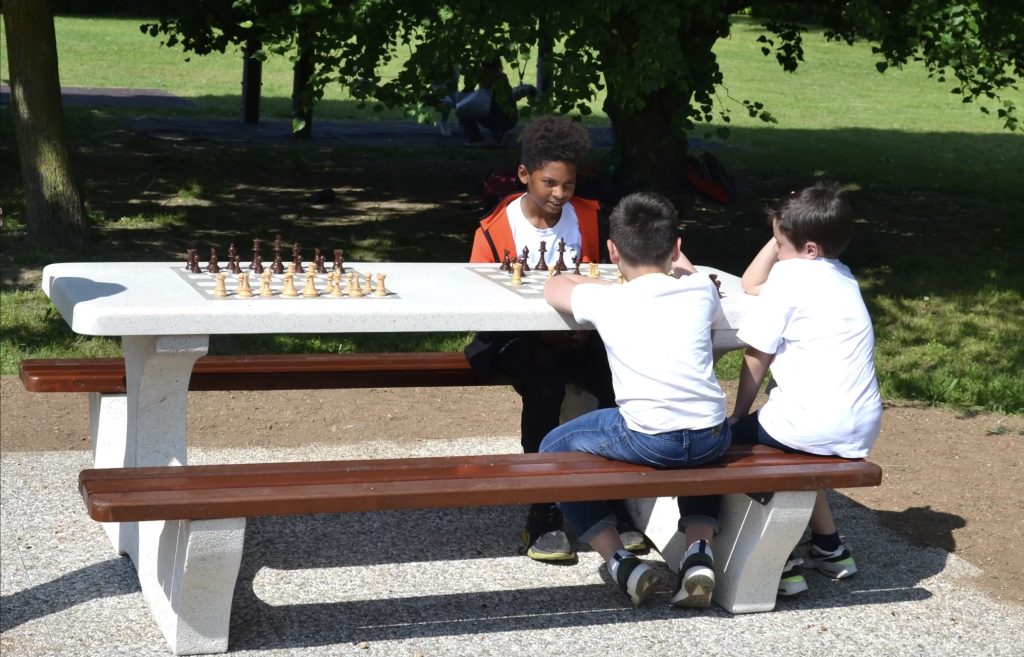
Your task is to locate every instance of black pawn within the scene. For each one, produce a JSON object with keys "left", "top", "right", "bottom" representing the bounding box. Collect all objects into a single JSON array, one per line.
[
  {"left": 573, "top": 256, "right": 581, "bottom": 276},
  {"left": 520, "top": 246, "right": 531, "bottom": 272},
  {"left": 271, "top": 252, "right": 284, "bottom": 274},
  {"left": 500, "top": 249, "right": 512, "bottom": 272},
  {"left": 292, "top": 243, "right": 304, "bottom": 273},
  {"left": 333, "top": 249, "right": 345, "bottom": 273},
  {"left": 207, "top": 247, "right": 220, "bottom": 273},
  {"left": 253, "top": 253, "right": 264, "bottom": 274}
]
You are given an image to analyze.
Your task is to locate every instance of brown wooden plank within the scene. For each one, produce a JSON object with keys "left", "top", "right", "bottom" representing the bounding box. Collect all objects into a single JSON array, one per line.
[
  {"left": 80, "top": 447, "right": 882, "bottom": 522},
  {"left": 20, "top": 352, "right": 501, "bottom": 393},
  {"left": 82, "top": 459, "right": 882, "bottom": 522},
  {"left": 78, "top": 446, "right": 862, "bottom": 494}
]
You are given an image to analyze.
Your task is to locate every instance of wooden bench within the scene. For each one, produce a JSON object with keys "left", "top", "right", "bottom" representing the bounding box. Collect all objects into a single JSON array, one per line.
[{"left": 78, "top": 445, "right": 882, "bottom": 655}]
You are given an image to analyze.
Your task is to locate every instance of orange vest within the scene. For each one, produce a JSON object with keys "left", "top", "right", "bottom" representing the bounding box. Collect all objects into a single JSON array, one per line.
[{"left": 469, "top": 194, "right": 602, "bottom": 263}]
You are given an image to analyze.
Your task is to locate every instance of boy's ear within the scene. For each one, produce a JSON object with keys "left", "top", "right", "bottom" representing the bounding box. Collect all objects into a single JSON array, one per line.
[
  {"left": 607, "top": 239, "right": 620, "bottom": 264},
  {"left": 803, "top": 240, "right": 821, "bottom": 259},
  {"left": 517, "top": 164, "right": 530, "bottom": 185}
]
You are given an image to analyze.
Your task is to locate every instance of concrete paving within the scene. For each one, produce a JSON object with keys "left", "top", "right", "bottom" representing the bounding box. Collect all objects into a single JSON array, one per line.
[{"left": 2, "top": 436, "right": 1021, "bottom": 657}]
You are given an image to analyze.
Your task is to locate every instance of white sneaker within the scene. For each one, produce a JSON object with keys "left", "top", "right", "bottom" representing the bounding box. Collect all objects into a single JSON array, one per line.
[{"left": 671, "top": 540, "right": 715, "bottom": 608}]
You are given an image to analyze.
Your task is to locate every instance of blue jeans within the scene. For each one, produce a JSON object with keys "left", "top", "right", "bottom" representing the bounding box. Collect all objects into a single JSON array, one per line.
[
  {"left": 539, "top": 408, "right": 731, "bottom": 542},
  {"left": 677, "top": 411, "right": 798, "bottom": 532}
]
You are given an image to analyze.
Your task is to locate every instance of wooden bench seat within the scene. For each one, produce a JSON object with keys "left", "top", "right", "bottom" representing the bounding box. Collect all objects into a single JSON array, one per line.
[
  {"left": 19, "top": 352, "right": 496, "bottom": 393},
  {"left": 80, "top": 446, "right": 880, "bottom": 522},
  {"left": 77, "top": 446, "right": 881, "bottom": 654}
]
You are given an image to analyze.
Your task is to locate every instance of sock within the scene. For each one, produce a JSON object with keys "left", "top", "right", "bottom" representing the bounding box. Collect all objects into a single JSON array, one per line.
[
  {"left": 811, "top": 531, "right": 841, "bottom": 553},
  {"left": 607, "top": 548, "right": 634, "bottom": 579},
  {"left": 684, "top": 540, "right": 713, "bottom": 564}
]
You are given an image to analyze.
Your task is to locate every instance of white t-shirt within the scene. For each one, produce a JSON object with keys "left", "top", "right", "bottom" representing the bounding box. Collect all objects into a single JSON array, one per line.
[
  {"left": 737, "top": 258, "right": 882, "bottom": 458},
  {"left": 571, "top": 272, "right": 727, "bottom": 434},
  {"left": 507, "top": 194, "right": 582, "bottom": 269}
]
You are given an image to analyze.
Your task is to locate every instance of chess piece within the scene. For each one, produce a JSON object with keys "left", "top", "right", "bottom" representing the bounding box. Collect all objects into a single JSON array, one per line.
[
  {"left": 185, "top": 248, "right": 195, "bottom": 270},
  {"left": 349, "top": 272, "right": 364, "bottom": 297},
  {"left": 281, "top": 274, "right": 299, "bottom": 297},
  {"left": 292, "top": 243, "right": 304, "bottom": 273},
  {"left": 374, "top": 273, "right": 388, "bottom": 297},
  {"left": 207, "top": 247, "right": 220, "bottom": 273},
  {"left": 709, "top": 273, "right": 722, "bottom": 298},
  {"left": 520, "top": 246, "right": 531, "bottom": 272},
  {"left": 511, "top": 262, "right": 523, "bottom": 286},
  {"left": 554, "top": 240, "right": 568, "bottom": 272},
  {"left": 329, "top": 271, "right": 344, "bottom": 297},
  {"left": 573, "top": 256, "right": 582, "bottom": 276},
  {"left": 249, "top": 239, "right": 262, "bottom": 270},
  {"left": 363, "top": 273, "right": 374, "bottom": 295},
  {"left": 617, "top": 270, "right": 625, "bottom": 284},
  {"left": 547, "top": 266, "right": 555, "bottom": 280},
  {"left": 588, "top": 262, "right": 600, "bottom": 278},
  {"left": 315, "top": 248, "right": 327, "bottom": 274},
  {"left": 287, "top": 263, "right": 296, "bottom": 276},
  {"left": 535, "top": 241, "right": 548, "bottom": 271},
  {"left": 236, "top": 272, "right": 254, "bottom": 297},
  {"left": 227, "top": 243, "right": 238, "bottom": 268},
  {"left": 229, "top": 254, "right": 242, "bottom": 274},
  {"left": 213, "top": 272, "right": 228, "bottom": 297},
  {"left": 333, "top": 248, "right": 345, "bottom": 273},
  {"left": 259, "top": 270, "right": 274, "bottom": 297},
  {"left": 252, "top": 253, "right": 264, "bottom": 274},
  {"left": 271, "top": 251, "right": 284, "bottom": 274},
  {"left": 500, "top": 250, "right": 512, "bottom": 272},
  {"left": 302, "top": 270, "right": 319, "bottom": 297}
]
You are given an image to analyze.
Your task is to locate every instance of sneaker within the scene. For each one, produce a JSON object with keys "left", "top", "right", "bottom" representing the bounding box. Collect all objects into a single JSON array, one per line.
[
  {"left": 611, "top": 553, "right": 656, "bottom": 607},
  {"left": 522, "top": 504, "right": 576, "bottom": 562},
  {"left": 670, "top": 540, "right": 715, "bottom": 608},
  {"left": 806, "top": 543, "right": 857, "bottom": 579},
  {"left": 778, "top": 555, "right": 809, "bottom": 596}
]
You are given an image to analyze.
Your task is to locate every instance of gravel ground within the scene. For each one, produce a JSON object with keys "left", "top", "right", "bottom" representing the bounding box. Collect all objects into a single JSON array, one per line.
[{"left": 2, "top": 437, "right": 1022, "bottom": 657}]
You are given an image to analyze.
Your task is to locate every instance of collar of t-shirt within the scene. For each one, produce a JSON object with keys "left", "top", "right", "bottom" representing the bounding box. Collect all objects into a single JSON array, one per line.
[{"left": 506, "top": 193, "right": 582, "bottom": 269}]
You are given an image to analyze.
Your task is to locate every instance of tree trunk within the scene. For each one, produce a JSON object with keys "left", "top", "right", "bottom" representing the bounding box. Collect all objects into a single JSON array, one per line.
[
  {"left": 2, "top": 0, "right": 89, "bottom": 248},
  {"left": 291, "top": 25, "right": 314, "bottom": 138},
  {"left": 604, "top": 85, "right": 692, "bottom": 196},
  {"left": 241, "top": 38, "right": 262, "bottom": 125}
]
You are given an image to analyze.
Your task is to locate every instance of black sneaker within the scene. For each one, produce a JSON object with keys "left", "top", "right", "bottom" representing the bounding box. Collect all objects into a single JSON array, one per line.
[
  {"left": 778, "top": 555, "right": 808, "bottom": 596},
  {"left": 611, "top": 553, "right": 656, "bottom": 607},
  {"left": 670, "top": 540, "right": 715, "bottom": 608},
  {"left": 522, "top": 503, "right": 576, "bottom": 562}
]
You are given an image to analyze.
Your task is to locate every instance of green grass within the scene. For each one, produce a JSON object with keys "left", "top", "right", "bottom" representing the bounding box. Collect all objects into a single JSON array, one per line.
[{"left": 2, "top": 15, "right": 1022, "bottom": 413}]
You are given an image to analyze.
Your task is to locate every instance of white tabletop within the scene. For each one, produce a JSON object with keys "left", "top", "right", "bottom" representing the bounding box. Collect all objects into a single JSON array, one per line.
[{"left": 42, "top": 262, "right": 749, "bottom": 340}]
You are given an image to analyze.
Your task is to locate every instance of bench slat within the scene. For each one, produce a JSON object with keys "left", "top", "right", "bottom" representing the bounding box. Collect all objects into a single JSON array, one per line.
[
  {"left": 20, "top": 352, "right": 494, "bottom": 393},
  {"left": 80, "top": 447, "right": 882, "bottom": 522}
]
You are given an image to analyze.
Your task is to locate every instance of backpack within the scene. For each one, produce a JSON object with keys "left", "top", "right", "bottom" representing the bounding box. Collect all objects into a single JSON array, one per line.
[{"left": 684, "top": 151, "right": 734, "bottom": 206}]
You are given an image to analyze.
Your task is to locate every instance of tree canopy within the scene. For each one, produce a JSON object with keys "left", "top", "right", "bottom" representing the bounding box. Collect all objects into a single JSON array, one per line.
[{"left": 143, "top": 1, "right": 1023, "bottom": 192}]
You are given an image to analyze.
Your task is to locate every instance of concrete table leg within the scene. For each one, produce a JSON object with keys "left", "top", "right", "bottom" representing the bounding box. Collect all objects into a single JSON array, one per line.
[{"left": 94, "top": 335, "right": 207, "bottom": 557}]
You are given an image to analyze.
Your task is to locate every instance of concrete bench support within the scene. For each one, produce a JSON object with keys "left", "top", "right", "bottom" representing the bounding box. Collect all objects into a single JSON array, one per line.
[
  {"left": 131, "top": 517, "right": 246, "bottom": 655},
  {"left": 627, "top": 490, "right": 815, "bottom": 613}
]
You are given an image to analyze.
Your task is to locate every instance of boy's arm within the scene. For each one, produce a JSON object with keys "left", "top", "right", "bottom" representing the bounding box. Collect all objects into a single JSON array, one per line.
[
  {"left": 740, "top": 238, "right": 780, "bottom": 295},
  {"left": 731, "top": 346, "right": 773, "bottom": 421},
  {"left": 671, "top": 249, "right": 696, "bottom": 276},
  {"left": 544, "top": 273, "right": 606, "bottom": 313}
]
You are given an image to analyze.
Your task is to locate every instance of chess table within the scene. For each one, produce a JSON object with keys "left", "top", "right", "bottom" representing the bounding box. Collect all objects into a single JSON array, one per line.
[{"left": 41, "top": 260, "right": 754, "bottom": 653}]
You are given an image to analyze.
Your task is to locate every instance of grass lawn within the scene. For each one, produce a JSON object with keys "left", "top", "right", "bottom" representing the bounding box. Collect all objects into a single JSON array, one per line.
[{"left": 1, "top": 15, "right": 1021, "bottom": 413}]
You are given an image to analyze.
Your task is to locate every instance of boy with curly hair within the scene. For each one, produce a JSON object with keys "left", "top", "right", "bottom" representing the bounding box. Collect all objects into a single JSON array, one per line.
[{"left": 466, "top": 115, "right": 643, "bottom": 562}]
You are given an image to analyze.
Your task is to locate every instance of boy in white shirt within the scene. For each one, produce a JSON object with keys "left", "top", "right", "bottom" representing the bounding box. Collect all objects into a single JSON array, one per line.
[
  {"left": 681, "top": 182, "right": 883, "bottom": 597},
  {"left": 540, "top": 192, "right": 731, "bottom": 608}
]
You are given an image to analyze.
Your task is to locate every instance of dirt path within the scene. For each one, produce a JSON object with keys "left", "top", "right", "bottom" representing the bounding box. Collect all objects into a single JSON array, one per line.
[{"left": 2, "top": 375, "right": 1021, "bottom": 606}]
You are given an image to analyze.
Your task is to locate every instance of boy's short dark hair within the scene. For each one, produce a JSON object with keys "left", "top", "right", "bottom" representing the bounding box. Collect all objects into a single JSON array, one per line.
[
  {"left": 609, "top": 192, "right": 678, "bottom": 266},
  {"left": 519, "top": 115, "right": 590, "bottom": 171},
  {"left": 769, "top": 182, "right": 854, "bottom": 258}
]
